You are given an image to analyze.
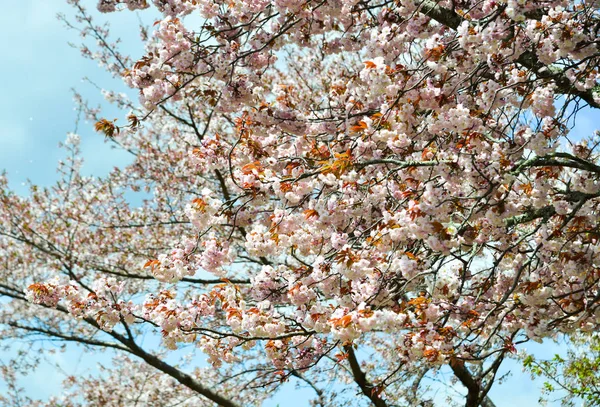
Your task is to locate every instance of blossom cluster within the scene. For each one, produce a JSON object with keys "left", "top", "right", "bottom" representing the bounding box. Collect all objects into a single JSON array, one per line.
[{"left": 4, "top": 0, "right": 600, "bottom": 405}]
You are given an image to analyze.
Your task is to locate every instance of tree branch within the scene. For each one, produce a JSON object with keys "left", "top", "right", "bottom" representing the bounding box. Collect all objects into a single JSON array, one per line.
[
  {"left": 418, "top": 0, "right": 600, "bottom": 109},
  {"left": 344, "top": 345, "right": 388, "bottom": 407}
]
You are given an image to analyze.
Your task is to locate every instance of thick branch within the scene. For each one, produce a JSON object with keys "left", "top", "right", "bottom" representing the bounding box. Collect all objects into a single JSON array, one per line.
[
  {"left": 450, "top": 359, "right": 497, "bottom": 407},
  {"left": 516, "top": 52, "right": 600, "bottom": 109},
  {"left": 344, "top": 345, "right": 388, "bottom": 407},
  {"left": 116, "top": 334, "right": 241, "bottom": 407},
  {"left": 450, "top": 358, "right": 481, "bottom": 407},
  {"left": 513, "top": 153, "right": 600, "bottom": 175},
  {"left": 419, "top": 0, "right": 463, "bottom": 29},
  {"left": 505, "top": 205, "right": 555, "bottom": 228}
]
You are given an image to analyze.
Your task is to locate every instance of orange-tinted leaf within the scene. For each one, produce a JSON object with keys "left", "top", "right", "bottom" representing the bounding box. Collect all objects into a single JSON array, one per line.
[
  {"left": 404, "top": 251, "right": 418, "bottom": 260},
  {"left": 350, "top": 121, "right": 368, "bottom": 132},
  {"left": 144, "top": 259, "right": 160, "bottom": 269},
  {"left": 191, "top": 198, "right": 207, "bottom": 211},
  {"left": 94, "top": 119, "right": 118, "bottom": 138},
  {"left": 241, "top": 161, "right": 264, "bottom": 175},
  {"left": 303, "top": 209, "right": 319, "bottom": 220}
]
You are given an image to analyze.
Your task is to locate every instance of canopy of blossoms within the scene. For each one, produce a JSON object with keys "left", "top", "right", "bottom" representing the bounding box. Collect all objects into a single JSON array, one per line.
[{"left": 1, "top": 0, "right": 600, "bottom": 406}]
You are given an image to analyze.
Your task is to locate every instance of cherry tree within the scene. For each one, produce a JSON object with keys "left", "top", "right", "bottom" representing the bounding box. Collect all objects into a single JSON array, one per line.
[{"left": 1, "top": 0, "right": 600, "bottom": 405}]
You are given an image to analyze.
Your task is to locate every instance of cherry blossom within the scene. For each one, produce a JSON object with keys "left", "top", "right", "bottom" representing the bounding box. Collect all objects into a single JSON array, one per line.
[{"left": 2, "top": 0, "right": 600, "bottom": 406}]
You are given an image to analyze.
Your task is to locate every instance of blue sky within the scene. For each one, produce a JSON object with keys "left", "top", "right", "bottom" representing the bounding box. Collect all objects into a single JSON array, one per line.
[
  {"left": 1, "top": 1, "right": 598, "bottom": 406},
  {"left": 0, "top": 0, "right": 139, "bottom": 195}
]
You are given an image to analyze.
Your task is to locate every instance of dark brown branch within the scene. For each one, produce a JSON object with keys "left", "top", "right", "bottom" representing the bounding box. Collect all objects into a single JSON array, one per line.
[
  {"left": 114, "top": 332, "right": 241, "bottom": 407},
  {"left": 344, "top": 345, "right": 388, "bottom": 407},
  {"left": 450, "top": 358, "right": 481, "bottom": 407},
  {"left": 450, "top": 358, "right": 497, "bottom": 407}
]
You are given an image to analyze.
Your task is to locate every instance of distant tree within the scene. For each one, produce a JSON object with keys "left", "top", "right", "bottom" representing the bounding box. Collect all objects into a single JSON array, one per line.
[
  {"left": 524, "top": 333, "right": 600, "bottom": 406},
  {"left": 1, "top": 0, "right": 600, "bottom": 406}
]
